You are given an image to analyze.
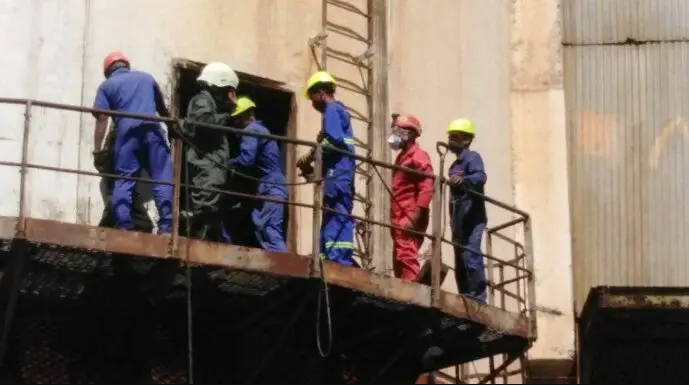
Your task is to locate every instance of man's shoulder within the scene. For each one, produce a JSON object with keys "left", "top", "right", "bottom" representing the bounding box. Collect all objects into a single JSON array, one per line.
[
  {"left": 247, "top": 120, "right": 269, "bottom": 132},
  {"left": 188, "top": 91, "right": 214, "bottom": 107},
  {"left": 464, "top": 149, "right": 483, "bottom": 161},
  {"left": 128, "top": 69, "right": 155, "bottom": 79},
  {"left": 412, "top": 145, "right": 432, "bottom": 160}
]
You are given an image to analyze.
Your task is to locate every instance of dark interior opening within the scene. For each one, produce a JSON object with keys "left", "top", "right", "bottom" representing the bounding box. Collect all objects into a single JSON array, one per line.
[{"left": 174, "top": 64, "right": 293, "bottom": 247}]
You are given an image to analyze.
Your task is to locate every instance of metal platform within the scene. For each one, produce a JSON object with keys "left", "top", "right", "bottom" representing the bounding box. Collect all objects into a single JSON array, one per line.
[
  {"left": 0, "top": 216, "right": 529, "bottom": 384},
  {"left": 578, "top": 286, "right": 689, "bottom": 384}
]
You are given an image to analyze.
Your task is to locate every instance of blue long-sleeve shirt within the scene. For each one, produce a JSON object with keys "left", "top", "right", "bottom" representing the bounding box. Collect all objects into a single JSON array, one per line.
[
  {"left": 448, "top": 149, "right": 487, "bottom": 223},
  {"left": 92, "top": 67, "right": 164, "bottom": 133},
  {"left": 319, "top": 101, "right": 355, "bottom": 184},
  {"left": 229, "top": 120, "right": 287, "bottom": 198}
]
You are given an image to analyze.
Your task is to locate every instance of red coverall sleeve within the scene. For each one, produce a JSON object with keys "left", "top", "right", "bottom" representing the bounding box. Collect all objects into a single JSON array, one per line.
[{"left": 415, "top": 150, "right": 434, "bottom": 209}]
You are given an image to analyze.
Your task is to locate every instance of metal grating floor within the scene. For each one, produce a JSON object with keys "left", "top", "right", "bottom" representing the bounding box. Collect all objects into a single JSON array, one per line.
[{"left": 0, "top": 240, "right": 528, "bottom": 384}]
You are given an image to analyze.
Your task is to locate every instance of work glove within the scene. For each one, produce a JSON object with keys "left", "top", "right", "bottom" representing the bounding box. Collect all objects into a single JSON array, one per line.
[
  {"left": 296, "top": 152, "right": 314, "bottom": 169},
  {"left": 92, "top": 149, "right": 111, "bottom": 174},
  {"left": 449, "top": 173, "right": 464, "bottom": 185},
  {"left": 167, "top": 121, "right": 190, "bottom": 142}
]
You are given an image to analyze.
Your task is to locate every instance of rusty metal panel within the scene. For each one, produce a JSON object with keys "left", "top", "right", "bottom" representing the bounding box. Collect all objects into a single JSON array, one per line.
[
  {"left": 564, "top": 42, "right": 689, "bottom": 313},
  {"left": 578, "top": 287, "right": 689, "bottom": 383},
  {"left": 562, "top": 0, "right": 689, "bottom": 44}
]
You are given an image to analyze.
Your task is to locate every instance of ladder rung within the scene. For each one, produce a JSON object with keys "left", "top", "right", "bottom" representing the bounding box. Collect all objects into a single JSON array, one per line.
[
  {"left": 351, "top": 136, "right": 369, "bottom": 147},
  {"left": 333, "top": 82, "right": 371, "bottom": 99},
  {"left": 349, "top": 115, "right": 372, "bottom": 125},
  {"left": 325, "top": 21, "right": 370, "bottom": 44},
  {"left": 332, "top": 76, "right": 370, "bottom": 97},
  {"left": 326, "top": 0, "right": 370, "bottom": 18},
  {"left": 354, "top": 172, "right": 373, "bottom": 179},
  {"left": 353, "top": 196, "right": 373, "bottom": 206},
  {"left": 342, "top": 105, "right": 370, "bottom": 123},
  {"left": 325, "top": 47, "right": 372, "bottom": 70}
]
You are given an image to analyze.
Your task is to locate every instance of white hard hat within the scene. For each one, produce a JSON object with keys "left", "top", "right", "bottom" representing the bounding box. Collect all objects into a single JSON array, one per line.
[{"left": 197, "top": 61, "right": 239, "bottom": 89}]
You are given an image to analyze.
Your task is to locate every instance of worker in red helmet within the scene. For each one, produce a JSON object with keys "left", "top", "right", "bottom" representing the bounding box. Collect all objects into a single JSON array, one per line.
[
  {"left": 388, "top": 114, "right": 434, "bottom": 281},
  {"left": 92, "top": 51, "right": 173, "bottom": 235}
]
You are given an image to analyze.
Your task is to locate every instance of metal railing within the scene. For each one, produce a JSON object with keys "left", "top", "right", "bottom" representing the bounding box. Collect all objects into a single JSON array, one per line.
[{"left": 0, "top": 97, "right": 537, "bottom": 339}]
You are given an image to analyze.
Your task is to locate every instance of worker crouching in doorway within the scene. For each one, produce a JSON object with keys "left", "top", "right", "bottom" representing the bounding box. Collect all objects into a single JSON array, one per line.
[
  {"left": 446, "top": 118, "right": 488, "bottom": 303},
  {"left": 388, "top": 114, "right": 434, "bottom": 281},
  {"left": 227, "top": 96, "right": 288, "bottom": 252},
  {"left": 183, "top": 62, "right": 239, "bottom": 242}
]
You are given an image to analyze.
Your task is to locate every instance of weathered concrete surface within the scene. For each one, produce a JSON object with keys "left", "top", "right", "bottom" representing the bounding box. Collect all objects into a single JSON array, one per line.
[
  {"left": 510, "top": 0, "right": 574, "bottom": 360},
  {"left": 388, "top": 0, "right": 515, "bottom": 292},
  {"left": 0, "top": 0, "right": 574, "bottom": 372}
]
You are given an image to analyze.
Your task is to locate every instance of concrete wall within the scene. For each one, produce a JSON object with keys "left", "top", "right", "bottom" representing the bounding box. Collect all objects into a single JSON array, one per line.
[
  {"left": 511, "top": 0, "right": 574, "bottom": 360},
  {"left": 0, "top": 0, "right": 573, "bottom": 374},
  {"left": 388, "top": 0, "right": 514, "bottom": 291}
]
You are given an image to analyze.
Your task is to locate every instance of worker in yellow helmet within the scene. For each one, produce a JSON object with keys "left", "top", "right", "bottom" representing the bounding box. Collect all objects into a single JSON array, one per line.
[
  {"left": 228, "top": 96, "right": 288, "bottom": 252},
  {"left": 296, "top": 71, "right": 356, "bottom": 266},
  {"left": 446, "top": 118, "right": 487, "bottom": 303}
]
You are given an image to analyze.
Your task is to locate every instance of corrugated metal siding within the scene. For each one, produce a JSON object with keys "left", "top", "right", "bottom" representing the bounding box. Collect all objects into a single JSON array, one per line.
[
  {"left": 562, "top": 0, "right": 689, "bottom": 44},
  {"left": 564, "top": 42, "right": 689, "bottom": 312}
]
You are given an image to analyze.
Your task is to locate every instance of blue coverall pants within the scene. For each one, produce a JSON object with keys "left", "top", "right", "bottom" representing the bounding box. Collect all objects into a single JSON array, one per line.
[
  {"left": 112, "top": 124, "right": 173, "bottom": 233},
  {"left": 320, "top": 181, "right": 355, "bottom": 266},
  {"left": 252, "top": 200, "right": 287, "bottom": 252},
  {"left": 451, "top": 201, "right": 487, "bottom": 303}
]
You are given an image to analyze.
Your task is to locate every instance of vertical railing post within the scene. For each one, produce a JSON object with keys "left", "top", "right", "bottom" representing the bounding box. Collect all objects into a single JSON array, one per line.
[
  {"left": 311, "top": 146, "right": 324, "bottom": 276},
  {"left": 0, "top": 100, "right": 33, "bottom": 371},
  {"left": 523, "top": 216, "right": 537, "bottom": 340},
  {"left": 16, "top": 100, "right": 32, "bottom": 237},
  {"left": 486, "top": 231, "right": 495, "bottom": 306},
  {"left": 430, "top": 174, "right": 444, "bottom": 307},
  {"left": 170, "top": 134, "right": 183, "bottom": 255}
]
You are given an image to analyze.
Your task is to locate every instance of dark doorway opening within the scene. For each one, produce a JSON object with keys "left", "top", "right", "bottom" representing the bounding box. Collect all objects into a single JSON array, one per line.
[{"left": 172, "top": 61, "right": 295, "bottom": 249}]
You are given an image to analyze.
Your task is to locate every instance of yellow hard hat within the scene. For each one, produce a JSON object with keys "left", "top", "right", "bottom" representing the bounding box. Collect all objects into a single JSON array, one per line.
[
  {"left": 447, "top": 118, "right": 475, "bottom": 135},
  {"left": 304, "top": 71, "right": 336, "bottom": 98},
  {"left": 231, "top": 96, "right": 256, "bottom": 117}
]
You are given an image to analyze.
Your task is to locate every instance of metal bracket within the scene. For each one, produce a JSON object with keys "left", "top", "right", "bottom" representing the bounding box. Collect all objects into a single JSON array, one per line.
[
  {"left": 309, "top": 31, "right": 328, "bottom": 48},
  {"left": 354, "top": 48, "right": 374, "bottom": 65}
]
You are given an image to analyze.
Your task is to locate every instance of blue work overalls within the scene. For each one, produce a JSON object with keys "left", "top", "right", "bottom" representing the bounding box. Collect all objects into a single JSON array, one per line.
[
  {"left": 448, "top": 149, "right": 488, "bottom": 302},
  {"left": 319, "top": 101, "right": 356, "bottom": 266},
  {"left": 93, "top": 67, "right": 173, "bottom": 233},
  {"left": 229, "top": 121, "right": 288, "bottom": 252}
]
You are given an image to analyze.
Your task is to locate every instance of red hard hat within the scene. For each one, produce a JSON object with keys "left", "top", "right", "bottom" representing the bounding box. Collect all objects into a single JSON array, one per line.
[
  {"left": 103, "top": 51, "right": 129, "bottom": 73},
  {"left": 394, "top": 114, "right": 422, "bottom": 135}
]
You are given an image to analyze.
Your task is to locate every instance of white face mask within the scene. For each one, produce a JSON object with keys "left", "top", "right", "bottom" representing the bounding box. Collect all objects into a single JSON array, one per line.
[{"left": 388, "top": 134, "right": 403, "bottom": 150}]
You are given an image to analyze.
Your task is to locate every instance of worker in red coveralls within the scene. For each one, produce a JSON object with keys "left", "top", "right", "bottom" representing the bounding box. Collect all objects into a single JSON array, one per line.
[{"left": 388, "top": 114, "right": 434, "bottom": 281}]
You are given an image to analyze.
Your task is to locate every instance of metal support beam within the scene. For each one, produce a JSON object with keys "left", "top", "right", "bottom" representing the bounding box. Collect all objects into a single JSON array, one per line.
[
  {"left": 246, "top": 291, "right": 314, "bottom": 383},
  {"left": 367, "top": 0, "right": 392, "bottom": 275},
  {"left": 478, "top": 354, "right": 520, "bottom": 384},
  {"left": 367, "top": 337, "right": 413, "bottom": 383},
  {"left": 0, "top": 238, "right": 30, "bottom": 370}
]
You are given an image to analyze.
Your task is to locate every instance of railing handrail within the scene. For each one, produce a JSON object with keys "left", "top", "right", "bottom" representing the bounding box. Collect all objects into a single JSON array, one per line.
[
  {"left": 0, "top": 97, "right": 537, "bottom": 339},
  {"left": 0, "top": 97, "right": 529, "bottom": 219}
]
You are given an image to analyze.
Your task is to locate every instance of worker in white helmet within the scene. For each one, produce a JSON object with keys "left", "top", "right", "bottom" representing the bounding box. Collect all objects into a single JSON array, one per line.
[{"left": 183, "top": 61, "right": 240, "bottom": 242}]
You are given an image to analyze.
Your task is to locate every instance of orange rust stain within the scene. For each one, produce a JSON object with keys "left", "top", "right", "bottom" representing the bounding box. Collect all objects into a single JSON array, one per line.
[{"left": 649, "top": 116, "right": 689, "bottom": 170}]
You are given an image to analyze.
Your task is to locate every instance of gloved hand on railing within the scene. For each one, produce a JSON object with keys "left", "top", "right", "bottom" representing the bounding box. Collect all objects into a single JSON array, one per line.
[
  {"left": 296, "top": 151, "right": 314, "bottom": 170},
  {"left": 449, "top": 172, "right": 464, "bottom": 185},
  {"left": 92, "top": 149, "right": 111, "bottom": 174}
]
